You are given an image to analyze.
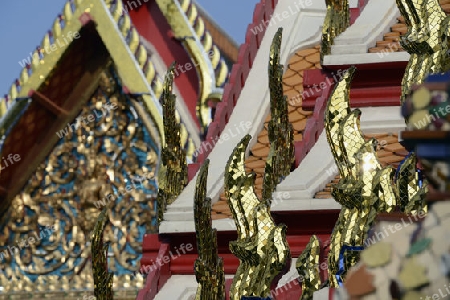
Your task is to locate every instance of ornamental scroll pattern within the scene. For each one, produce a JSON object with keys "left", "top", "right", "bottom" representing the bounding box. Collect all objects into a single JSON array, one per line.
[
  {"left": 0, "top": 65, "right": 159, "bottom": 294},
  {"left": 396, "top": 0, "right": 450, "bottom": 104},
  {"left": 224, "top": 28, "right": 293, "bottom": 299}
]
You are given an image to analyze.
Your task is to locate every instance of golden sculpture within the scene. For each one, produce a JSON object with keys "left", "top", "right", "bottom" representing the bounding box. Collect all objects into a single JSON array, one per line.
[
  {"left": 225, "top": 136, "right": 290, "bottom": 299},
  {"left": 296, "top": 235, "right": 322, "bottom": 300},
  {"left": 0, "top": 66, "right": 157, "bottom": 295},
  {"left": 224, "top": 28, "right": 294, "bottom": 299},
  {"left": 262, "top": 28, "right": 295, "bottom": 205},
  {"left": 91, "top": 208, "right": 114, "bottom": 300},
  {"left": 396, "top": 0, "right": 450, "bottom": 104},
  {"left": 319, "top": 66, "right": 428, "bottom": 288},
  {"left": 321, "top": 0, "right": 350, "bottom": 61},
  {"left": 193, "top": 160, "right": 225, "bottom": 300},
  {"left": 157, "top": 63, "right": 188, "bottom": 224},
  {"left": 396, "top": 153, "right": 428, "bottom": 214}
]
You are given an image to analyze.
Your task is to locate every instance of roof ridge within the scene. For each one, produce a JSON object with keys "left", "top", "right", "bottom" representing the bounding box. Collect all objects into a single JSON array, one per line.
[{"left": 193, "top": 0, "right": 240, "bottom": 50}]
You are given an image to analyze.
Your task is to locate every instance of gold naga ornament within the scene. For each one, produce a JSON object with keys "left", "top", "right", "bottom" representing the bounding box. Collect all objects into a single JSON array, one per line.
[
  {"left": 296, "top": 235, "right": 323, "bottom": 300},
  {"left": 91, "top": 208, "right": 114, "bottom": 300},
  {"left": 224, "top": 28, "right": 293, "bottom": 299},
  {"left": 156, "top": 63, "right": 188, "bottom": 224},
  {"left": 296, "top": 66, "right": 428, "bottom": 295},
  {"left": 396, "top": 0, "right": 450, "bottom": 104},
  {"left": 320, "top": 0, "right": 350, "bottom": 62},
  {"left": 193, "top": 159, "right": 225, "bottom": 300}
]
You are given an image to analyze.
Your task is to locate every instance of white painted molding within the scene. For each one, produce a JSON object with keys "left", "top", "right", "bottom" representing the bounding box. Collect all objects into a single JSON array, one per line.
[
  {"left": 324, "top": 51, "right": 409, "bottom": 65},
  {"left": 324, "top": 0, "right": 406, "bottom": 65},
  {"left": 349, "top": 0, "right": 359, "bottom": 8},
  {"left": 154, "top": 275, "right": 234, "bottom": 299},
  {"left": 160, "top": 0, "right": 328, "bottom": 234}
]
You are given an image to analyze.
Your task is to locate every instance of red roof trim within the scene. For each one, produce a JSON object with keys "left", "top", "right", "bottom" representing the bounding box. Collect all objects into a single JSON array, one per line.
[{"left": 189, "top": 0, "right": 280, "bottom": 179}]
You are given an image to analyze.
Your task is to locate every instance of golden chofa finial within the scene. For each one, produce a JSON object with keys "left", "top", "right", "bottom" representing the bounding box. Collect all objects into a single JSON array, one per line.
[
  {"left": 193, "top": 159, "right": 225, "bottom": 300},
  {"left": 396, "top": 0, "right": 450, "bottom": 104},
  {"left": 224, "top": 28, "right": 294, "bottom": 300},
  {"left": 322, "top": 66, "right": 427, "bottom": 287},
  {"left": 156, "top": 63, "right": 188, "bottom": 224},
  {"left": 320, "top": 0, "right": 350, "bottom": 62},
  {"left": 91, "top": 208, "right": 113, "bottom": 300}
]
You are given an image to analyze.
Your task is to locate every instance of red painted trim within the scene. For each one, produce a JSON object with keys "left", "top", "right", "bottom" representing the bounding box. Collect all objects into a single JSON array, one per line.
[
  {"left": 302, "top": 67, "right": 404, "bottom": 110},
  {"left": 294, "top": 71, "right": 333, "bottom": 167},
  {"left": 329, "top": 287, "right": 335, "bottom": 299},
  {"left": 138, "top": 210, "right": 339, "bottom": 298},
  {"left": 225, "top": 279, "right": 233, "bottom": 300},
  {"left": 190, "top": 0, "right": 279, "bottom": 172},
  {"left": 350, "top": 0, "right": 370, "bottom": 24},
  {"left": 140, "top": 210, "right": 339, "bottom": 272},
  {"left": 124, "top": 0, "right": 200, "bottom": 128},
  {"left": 136, "top": 234, "right": 171, "bottom": 300}
]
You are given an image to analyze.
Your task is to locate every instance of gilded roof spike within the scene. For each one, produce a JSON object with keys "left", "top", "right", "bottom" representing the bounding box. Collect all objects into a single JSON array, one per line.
[
  {"left": 222, "top": 29, "right": 295, "bottom": 298},
  {"left": 323, "top": 67, "right": 399, "bottom": 287},
  {"left": 193, "top": 159, "right": 225, "bottom": 300},
  {"left": 322, "top": 65, "right": 427, "bottom": 287},
  {"left": 157, "top": 63, "right": 188, "bottom": 224},
  {"left": 91, "top": 207, "right": 114, "bottom": 300},
  {"left": 396, "top": 153, "right": 428, "bottom": 214},
  {"left": 296, "top": 235, "right": 322, "bottom": 300},
  {"left": 396, "top": 0, "right": 450, "bottom": 104},
  {"left": 224, "top": 135, "right": 290, "bottom": 299},
  {"left": 262, "top": 27, "right": 295, "bottom": 205},
  {"left": 324, "top": 66, "right": 355, "bottom": 184},
  {"left": 320, "top": 0, "right": 350, "bottom": 62}
]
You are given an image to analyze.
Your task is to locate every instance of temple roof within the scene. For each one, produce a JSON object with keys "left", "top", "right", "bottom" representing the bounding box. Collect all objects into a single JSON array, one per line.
[{"left": 0, "top": 0, "right": 233, "bottom": 216}]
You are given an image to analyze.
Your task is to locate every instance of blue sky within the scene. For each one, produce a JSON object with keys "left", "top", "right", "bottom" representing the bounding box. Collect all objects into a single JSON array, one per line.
[{"left": 0, "top": 0, "right": 259, "bottom": 98}]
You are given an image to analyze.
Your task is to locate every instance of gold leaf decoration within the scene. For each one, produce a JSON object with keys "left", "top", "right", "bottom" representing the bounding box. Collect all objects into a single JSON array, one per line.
[
  {"left": 396, "top": 0, "right": 450, "bottom": 104},
  {"left": 324, "top": 67, "right": 398, "bottom": 287},
  {"left": 91, "top": 207, "right": 113, "bottom": 300},
  {"left": 323, "top": 66, "right": 427, "bottom": 287},
  {"left": 0, "top": 66, "right": 155, "bottom": 295},
  {"left": 224, "top": 29, "right": 295, "bottom": 298},
  {"left": 193, "top": 159, "right": 225, "bottom": 300},
  {"left": 296, "top": 235, "right": 322, "bottom": 300},
  {"left": 157, "top": 63, "right": 188, "bottom": 223},
  {"left": 262, "top": 27, "right": 295, "bottom": 205},
  {"left": 321, "top": 0, "right": 350, "bottom": 61},
  {"left": 225, "top": 135, "right": 290, "bottom": 299},
  {"left": 396, "top": 153, "right": 428, "bottom": 214}
]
